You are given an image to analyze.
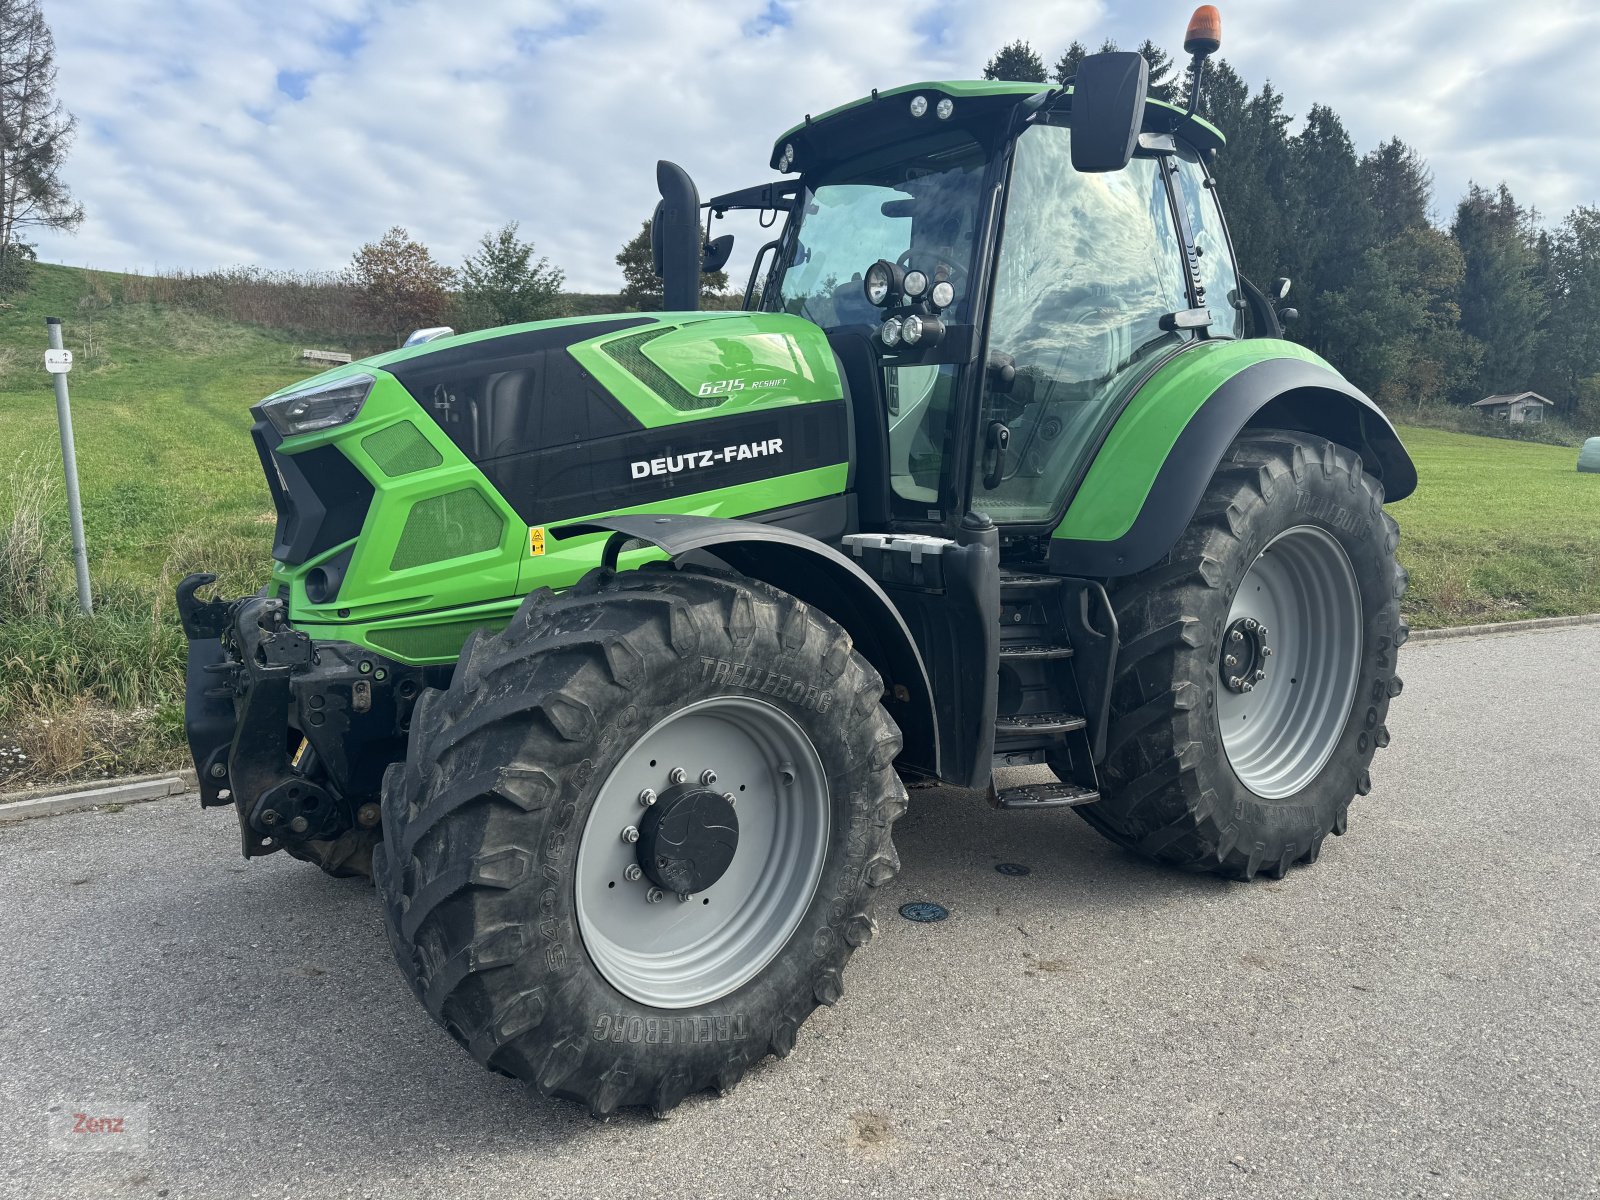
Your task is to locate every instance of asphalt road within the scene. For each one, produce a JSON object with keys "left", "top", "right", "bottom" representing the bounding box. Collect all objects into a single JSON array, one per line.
[{"left": 3, "top": 625, "right": 1598, "bottom": 1199}]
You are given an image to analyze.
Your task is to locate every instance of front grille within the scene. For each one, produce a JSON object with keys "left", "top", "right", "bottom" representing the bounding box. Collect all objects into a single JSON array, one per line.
[
  {"left": 390, "top": 488, "right": 504, "bottom": 572},
  {"left": 366, "top": 619, "right": 499, "bottom": 662},
  {"left": 362, "top": 420, "right": 443, "bottom": 477}
]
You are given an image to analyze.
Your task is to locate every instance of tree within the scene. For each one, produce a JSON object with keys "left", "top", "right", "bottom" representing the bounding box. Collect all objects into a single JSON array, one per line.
[
  {"left": 984, "top": 40, "right": 1047, "bottom": 83},
  {"left": 348, "top": 227, "right": 455, "bottom": 344},
  {"left": 458, "top": 221, "right": 565, "bottom": 330},
  {"left": 0, "top": 0, "right": 83, "bottom": 291},
  {"left": 1452, "top": 183, "right": 1546, "bottom": 398},
  {"left": 1542, "top": 207, "right": 1600, "bottom": 416},
  {"left": 1361, "top": 138, "right": 1432, "bottom": 241},
  {"left": 1287, "top": 104, "right": 1377, "bottom": 358},
  {"left": 1134, "top": 39, "right": 1179, "bottom": 104},
  {"left": 616, "top": 219, "right": 728, "bottom": 311},
  {"left": 1051, "top": 40, "right": 1089, "bottom": 85}
]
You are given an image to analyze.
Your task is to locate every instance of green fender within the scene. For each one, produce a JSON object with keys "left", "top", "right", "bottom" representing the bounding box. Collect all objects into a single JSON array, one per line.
[{"left": 1049, "top": 340, "right": 1416, "bottom": 577}]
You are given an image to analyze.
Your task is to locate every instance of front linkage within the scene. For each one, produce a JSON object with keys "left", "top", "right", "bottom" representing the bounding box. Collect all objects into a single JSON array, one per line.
[{"left": 177, "top": 573, "right": 441, "bottom": 869}]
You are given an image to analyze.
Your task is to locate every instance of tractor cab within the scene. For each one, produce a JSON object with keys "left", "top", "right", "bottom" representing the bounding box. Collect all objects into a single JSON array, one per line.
[{"left": 727, "top": 71, "right": 1236, "bottom": 540}]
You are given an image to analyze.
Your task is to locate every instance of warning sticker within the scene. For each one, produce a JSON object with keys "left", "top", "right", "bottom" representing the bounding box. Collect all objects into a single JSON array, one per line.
[{"left": 528, "top": 526, "right": 546, "bottom": 556}]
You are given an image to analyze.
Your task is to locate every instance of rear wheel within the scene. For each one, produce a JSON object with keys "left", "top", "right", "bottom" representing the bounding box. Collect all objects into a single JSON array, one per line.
[
  {"left": 1078, "top": 429, "right": 1408, "bottom": 879},
  {"left": 373, "top": 564, "right": 906, "bottom": 1115}
]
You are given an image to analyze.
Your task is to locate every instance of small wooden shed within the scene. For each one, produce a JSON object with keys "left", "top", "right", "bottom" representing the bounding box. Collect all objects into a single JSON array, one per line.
[{"left": 1471, "top": 391, "right": 1554, "bottom": 424}]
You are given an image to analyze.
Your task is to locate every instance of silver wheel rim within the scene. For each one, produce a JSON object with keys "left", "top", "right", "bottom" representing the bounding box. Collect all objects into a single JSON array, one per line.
[
  {"left": 575, "top": 696, "right": 830, "bottom": 1009},
  {"left": 1218, "top": 525, "right": 1363, "bottom": 799}
]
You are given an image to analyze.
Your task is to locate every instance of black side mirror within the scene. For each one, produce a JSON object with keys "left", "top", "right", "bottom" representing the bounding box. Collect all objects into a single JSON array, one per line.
[
  {"left": 655, "top": 161, "right": 703, "bottom": 311},
  {"left": 703, "top": 234, "right": 734, "bottom": 274},
  {"left": 1070, "top": 52, "right": 1149, "bottom": 174}
]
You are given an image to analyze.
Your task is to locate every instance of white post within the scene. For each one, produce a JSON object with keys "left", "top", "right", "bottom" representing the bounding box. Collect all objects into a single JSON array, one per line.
[{"left": 45, "top": 317, "right": 92, "bottom": 616}]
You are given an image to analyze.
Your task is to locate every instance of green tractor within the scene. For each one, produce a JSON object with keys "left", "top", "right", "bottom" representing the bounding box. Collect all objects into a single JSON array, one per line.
[{"left": 180, "top": 8, "right": 1411, "bottom": 1116}]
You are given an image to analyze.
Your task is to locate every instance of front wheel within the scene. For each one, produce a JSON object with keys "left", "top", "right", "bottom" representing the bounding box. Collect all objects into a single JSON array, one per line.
[
  {"left": 1077, "top": 430, "right": 1408, "bottom": 880},
  {"left": 374, "top": 564, "right": 906, "bottom": 1115}
]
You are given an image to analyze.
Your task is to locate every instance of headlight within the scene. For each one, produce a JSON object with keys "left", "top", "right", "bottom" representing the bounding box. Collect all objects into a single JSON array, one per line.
[
  {"left": 260, "top": 374, "right": 374, "bottom": 437},
  {"left": 863, "top": 259, "right": 901, "bottom": 307},
  {"left": 936, "top": 98, "right": 954, "bottom": 120},
  {"left": 903, "top": 270, "right": 928, "bottom": 299},
  {"left": 930, "top": 280, "right": 955, "bottom": 309},
  {"left": 909, "top": 95, "right": 928, "bottom": 118},
  {"left": 879, "top": 317, "right": 903, "bottom": 347},
  {"left": 900, "top": 315, "right": 945, "bottom": 348}
]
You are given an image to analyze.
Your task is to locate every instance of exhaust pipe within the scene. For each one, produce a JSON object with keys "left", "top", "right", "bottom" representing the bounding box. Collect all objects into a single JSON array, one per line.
[{"left": 653, "top": 160, "right": 702, "bottom": 312}]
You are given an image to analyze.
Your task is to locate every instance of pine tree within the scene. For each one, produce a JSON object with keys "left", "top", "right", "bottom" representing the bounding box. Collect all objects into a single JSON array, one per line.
[
  {"left": 1051, "top": 40, "right": 1089, "bottom": 85},
  {"left": 458, "top": 221, "right": 565, "bottom": 330},
  {"left": 984, "top": 41, "right": 1048, "bottom": 83},
  {"left": 1134, "top": 39, "right": 1178, "bottom": 104},
  {"left": 1452, "top": 183, "right": 1547, "bottom": 398},
  {"left": 1543, "top": 207, "right": 1600, "bottom": 415},
  {"left": 616, "top": 220, "right": 729, "bottom": 312},
  {"left": 0, "top": 0, "right": 83, "bottom": 291},
  {"left": 1361, "top": 138, "right": 1432, "bottom": 241}
]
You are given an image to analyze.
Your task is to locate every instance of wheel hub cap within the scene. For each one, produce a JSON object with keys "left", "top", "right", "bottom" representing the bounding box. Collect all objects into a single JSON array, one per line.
[
  {"left": 638, "top": 785, "right": 739, "bottom": 894},
  {"left": 1220, "top": 616, "right": 1272, "bottom": 693}
]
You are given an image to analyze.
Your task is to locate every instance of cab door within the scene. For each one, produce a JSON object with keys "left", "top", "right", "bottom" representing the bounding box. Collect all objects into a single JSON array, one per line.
[{"left": 971, "top": 121, "right": 1201, "bottom": 526}]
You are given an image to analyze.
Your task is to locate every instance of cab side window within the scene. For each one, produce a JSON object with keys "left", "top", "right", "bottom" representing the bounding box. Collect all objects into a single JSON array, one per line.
[{"left": 1171, "top": 146, "right": 1243, "bottom": 338}]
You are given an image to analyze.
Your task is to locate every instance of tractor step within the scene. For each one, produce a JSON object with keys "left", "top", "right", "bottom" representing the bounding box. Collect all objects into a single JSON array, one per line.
[
  {"left": 997, "top": 573, "right": 1062, "bottom": 590},
  {"left": 990, "top": 781, "right": 1100, "bottom": 809},
  {"left": 994, "top": 711, "right": 1087, "bottom": 737},
  {"left": 998, "top": 642, "right": 1074, "bottom": 661}
]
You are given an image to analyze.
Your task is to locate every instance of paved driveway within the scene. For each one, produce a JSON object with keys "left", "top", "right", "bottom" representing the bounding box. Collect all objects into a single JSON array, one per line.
[{"left": 2, "top": 625, "right": 1597, "bottom": 1199}]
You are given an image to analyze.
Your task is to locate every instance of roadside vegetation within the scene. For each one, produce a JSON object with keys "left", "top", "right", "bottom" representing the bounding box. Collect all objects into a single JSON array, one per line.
[{"left": 2, "top": 263, "right": 1598, "bottom": 789}]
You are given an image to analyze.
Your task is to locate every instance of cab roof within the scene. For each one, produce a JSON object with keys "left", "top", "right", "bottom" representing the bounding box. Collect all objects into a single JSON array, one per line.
[{"left": 770, "top": 79, "right": 1225, "bottom": 173}]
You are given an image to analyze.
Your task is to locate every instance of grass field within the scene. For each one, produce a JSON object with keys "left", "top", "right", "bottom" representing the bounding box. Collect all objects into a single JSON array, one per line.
[{"left": 1, "top": 263, "right": 1597, "bottom": 787}]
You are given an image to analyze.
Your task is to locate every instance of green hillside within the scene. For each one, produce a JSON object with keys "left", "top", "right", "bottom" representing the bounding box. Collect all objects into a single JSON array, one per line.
[{"left": 1, "top": 263, "right": 1597, "bottom": 787}]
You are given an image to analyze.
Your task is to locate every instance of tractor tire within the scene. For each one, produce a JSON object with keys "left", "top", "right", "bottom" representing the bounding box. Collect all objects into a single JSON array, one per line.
[
  {"left": 1076, "top": 429, "right": 1407, "bottom": 880},
  {"left": 373, "top": 563, "right": 906, "bottom": 1116}
]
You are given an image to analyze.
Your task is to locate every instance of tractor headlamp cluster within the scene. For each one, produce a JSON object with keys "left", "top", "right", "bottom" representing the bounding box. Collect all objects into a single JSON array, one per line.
[
  {"left": 260, "top": 373, "right": 374, "bottom": 438},
  {"left": 866, "top": 257, "right": 956, "bottom": 351},
  {"left": 778, "top": 142, "right": 797, "bottom": 172}
]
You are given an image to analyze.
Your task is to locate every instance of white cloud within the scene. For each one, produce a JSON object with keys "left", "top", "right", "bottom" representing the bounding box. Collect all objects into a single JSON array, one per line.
[{"left": 33, "top": 0, "right": 1600, "bottom": 292}]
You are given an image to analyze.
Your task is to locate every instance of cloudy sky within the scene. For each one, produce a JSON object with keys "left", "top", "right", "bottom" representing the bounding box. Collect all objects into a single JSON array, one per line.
[{"left": 34, "top": 0, "right": 1600, "bottom": 292}]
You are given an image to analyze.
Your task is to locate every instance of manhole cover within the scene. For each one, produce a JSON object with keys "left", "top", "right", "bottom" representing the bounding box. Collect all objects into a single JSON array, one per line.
[
  {"left": 995, "top": 862, "right": 1031, "bottom": 876},
  {"left": 899, "top": 902, "right": 948, "bottom": 923}
]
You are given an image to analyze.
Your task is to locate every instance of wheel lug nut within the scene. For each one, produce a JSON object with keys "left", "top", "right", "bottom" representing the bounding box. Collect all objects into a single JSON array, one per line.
[
  {"left": 723, "top": 791, "right": 736, "bottom": 807},
  {"left": 700, "top": 768, "right": 717, "bottom": 786},
  {"left": 1231, "top": 630, "right": 1244, "bottom": 643},
  {"left": 668, "top": 767, "right": 686, "bottom": 785},
  {"left": 1225, "top": 655, "right": 1238, "bottom": 668},
  {"left": 1244, "top": 618, "right": 1258, "bottom": 632},
  {"left": 624, "top": 864, "right": 642, "bottom": 882},
  {"left": 1242, "top": 682, "right": 1255, "bottom": 692},
  {"left": 677, "top": 892, "right": 694, "bottom": 903},
  {"left": 1257, "top": 626, "right": 1268, "bottom": 638},
  {"left": 646, "top": 887, "right": 664, "bottom": 904},
  {"left": 621, "top": 825, "right": 640, "bottom": 844},
  {"left": 1262, "top": 647, "right": 1273, "bottom": 657},
  {"left": 638, "top": 788, "right": 657, "bottom": 807}
]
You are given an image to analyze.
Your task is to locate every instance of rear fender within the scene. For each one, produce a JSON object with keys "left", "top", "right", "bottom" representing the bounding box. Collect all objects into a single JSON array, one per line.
[
  {"left": 552, "top": 514, "right": 939, "bottom": 779},
  {"left": 1050, "top": 352, "right": 1416, "bottom": 578}
]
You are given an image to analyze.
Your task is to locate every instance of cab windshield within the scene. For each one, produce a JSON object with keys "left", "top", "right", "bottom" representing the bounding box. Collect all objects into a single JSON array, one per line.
[{"left": 770, "top": 131, "right": 990, "bottom": 329}]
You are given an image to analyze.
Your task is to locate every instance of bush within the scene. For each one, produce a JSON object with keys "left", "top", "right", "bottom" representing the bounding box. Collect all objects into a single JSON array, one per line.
[{"left": 1400, "top": 403, "right": 1589, "bottom": 448}]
